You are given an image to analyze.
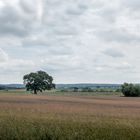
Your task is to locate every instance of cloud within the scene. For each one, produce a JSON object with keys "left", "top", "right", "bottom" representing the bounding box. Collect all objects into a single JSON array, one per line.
[
  {"left": 20, "top": 0, "right": 43, "bottom": 20},
  {"left": 0, "top": 0, "right": 140, "bottom": 84},
  {"left": 0, "top": 5, "right": 28, "bottom": 37},
  {"left": 102, "top": 48, "right": 124, "bottom": 58},
  {"left": 122, "top": 0, "right": 140, "bottom": 11},
  {"left": 0, "top": 48, "right": 8, "bottom": 62},
  {"left": 66, "top": 3, "right": 88, "bottom": 16}
]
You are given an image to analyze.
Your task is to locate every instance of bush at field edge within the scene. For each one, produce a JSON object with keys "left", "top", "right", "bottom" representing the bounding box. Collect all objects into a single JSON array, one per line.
[{"left": 121, "top": 83, "right": 140, "bottom": 97}]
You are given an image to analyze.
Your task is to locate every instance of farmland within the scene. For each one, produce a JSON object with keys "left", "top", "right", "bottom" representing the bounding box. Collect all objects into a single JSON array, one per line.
[{"left": 0, "top": 91, "right": 140, "bottom": 140}]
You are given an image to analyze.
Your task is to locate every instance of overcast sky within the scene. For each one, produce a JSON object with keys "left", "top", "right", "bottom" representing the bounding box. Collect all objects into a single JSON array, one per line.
[{"left": 0, "top": 0, "right": 140, "bottom": 84}]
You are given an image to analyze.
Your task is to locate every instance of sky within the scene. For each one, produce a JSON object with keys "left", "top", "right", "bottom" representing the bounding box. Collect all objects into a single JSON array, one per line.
[{"left": 0, "top": 0, "right": 140, "bottom": 84}]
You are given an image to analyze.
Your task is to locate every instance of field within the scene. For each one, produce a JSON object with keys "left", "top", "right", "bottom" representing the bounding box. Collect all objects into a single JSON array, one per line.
[{"left": 0, "top": 90, "right": 140, "bottom": 140}]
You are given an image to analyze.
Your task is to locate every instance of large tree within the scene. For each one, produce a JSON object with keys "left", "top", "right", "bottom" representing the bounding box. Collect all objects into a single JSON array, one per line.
[{"left": 23, "top": 71, "right": 55, "bottom": 94}]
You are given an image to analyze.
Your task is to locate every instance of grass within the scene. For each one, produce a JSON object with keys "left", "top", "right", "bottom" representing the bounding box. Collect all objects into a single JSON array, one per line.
[
  {"left": 0, "top": 116, "right": 140, "bottom": 140},
  {"left": 0, "top": 89, "right": 123, "bottom": 96},
  {"left": 0, "top": 90, "right": 139, "bottom": 140},
  {"left": 0, "top": 89, "right": 28, "bottom": 95}
]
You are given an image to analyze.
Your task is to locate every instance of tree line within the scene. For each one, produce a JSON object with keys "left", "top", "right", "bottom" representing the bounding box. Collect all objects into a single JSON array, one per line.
[{"left": 23, "top": 70, "right": 140, "bottom": 97}]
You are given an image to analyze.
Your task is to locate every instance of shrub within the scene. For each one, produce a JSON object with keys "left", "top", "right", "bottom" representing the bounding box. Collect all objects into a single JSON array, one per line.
[
  {"left": 115, "top": 88, "right": 121, "bottom": 92},
  {"left": 121, "top": 83, "right": 140, "bottom": 97},
  {"left": 81, "top": 87, "right": 93, "bottom": 92},
  {"left": 72, "top": 87, "right": 79, "bottom": 92}
]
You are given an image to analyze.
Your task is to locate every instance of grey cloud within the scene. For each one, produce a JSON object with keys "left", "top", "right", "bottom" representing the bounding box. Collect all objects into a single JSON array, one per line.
[
  {"left": 66, "top": 3, "right": 87, "bottom": 16},
  {"left": 102, "top": 48, "right": 124, "bottom": 58},
  {"left": 122, "top": 0, "right": 140, "bottom": 11},
  {"left": 97, "top": 8, "right": 119, "bottom": 23},
  {"left": 0, "top": 6, "right": 29, "bottom": 37},
  {"left": 20, "top": 0, "right": 38, "bottom": 13},
  {"left": 0, "top": 1, "right": 42, "bottom": 38},
  {"left": 96, "top": 28, "right": 140, "bottom": 43}
]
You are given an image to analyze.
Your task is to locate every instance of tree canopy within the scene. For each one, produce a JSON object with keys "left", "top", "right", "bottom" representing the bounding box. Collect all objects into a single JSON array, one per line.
[
  {"left": 23, "top": 71, "right": 55, "bottom": 94},
  {"left": 121, "top": 83, "right": 140, "bottom": 97}
]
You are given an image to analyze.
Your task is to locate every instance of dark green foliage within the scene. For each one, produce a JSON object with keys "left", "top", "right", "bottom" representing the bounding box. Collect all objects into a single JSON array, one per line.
[
  {"left": 121, "top": 83, "right": 140, "bottom": 97},
  {"left": 115, "top": 88, "right": 121, "bottom": 92},
  {"left": 0, "top": 86, "right": 5, "bottom": 90},
  {"left": 73, "top": 87, "right": 79, "bottom": 92},
  {"left": 23, "top": 71, "right": 55, "bottom": 94}
]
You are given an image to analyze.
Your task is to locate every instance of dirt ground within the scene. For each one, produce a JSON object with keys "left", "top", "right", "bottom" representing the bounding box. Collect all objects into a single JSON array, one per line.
[{"left": 0, "top": 94, "right": 139, "bottom": 119}]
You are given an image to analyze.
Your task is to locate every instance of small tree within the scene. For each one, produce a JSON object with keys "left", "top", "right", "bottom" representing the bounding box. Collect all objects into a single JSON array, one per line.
[
  {"left": 23, "top": 71, "right": 55, "bottom": 94},
  {"left": 73, "top": 87, "right": 79, "bottom": 92}
]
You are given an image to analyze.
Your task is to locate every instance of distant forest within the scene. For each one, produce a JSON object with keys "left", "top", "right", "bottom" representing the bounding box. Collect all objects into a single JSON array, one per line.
[{"left": 0, "top": 84, "right": 121, "bottom": 90}]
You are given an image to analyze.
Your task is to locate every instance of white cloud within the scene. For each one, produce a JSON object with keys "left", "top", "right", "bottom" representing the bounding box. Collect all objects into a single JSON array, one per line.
[{"left": 0, "top": 48, "right": 8, "bottom": 62}]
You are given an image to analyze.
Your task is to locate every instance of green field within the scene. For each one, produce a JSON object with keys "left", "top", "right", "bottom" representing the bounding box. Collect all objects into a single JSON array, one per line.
[{"left": 0, "top": 90, "right": 139, "bottom": 140}]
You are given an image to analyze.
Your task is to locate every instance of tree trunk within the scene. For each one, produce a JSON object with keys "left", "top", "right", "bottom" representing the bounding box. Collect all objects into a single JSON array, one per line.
[{"left": 34, "top": 89, "right": 37, "bottom": 94}]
